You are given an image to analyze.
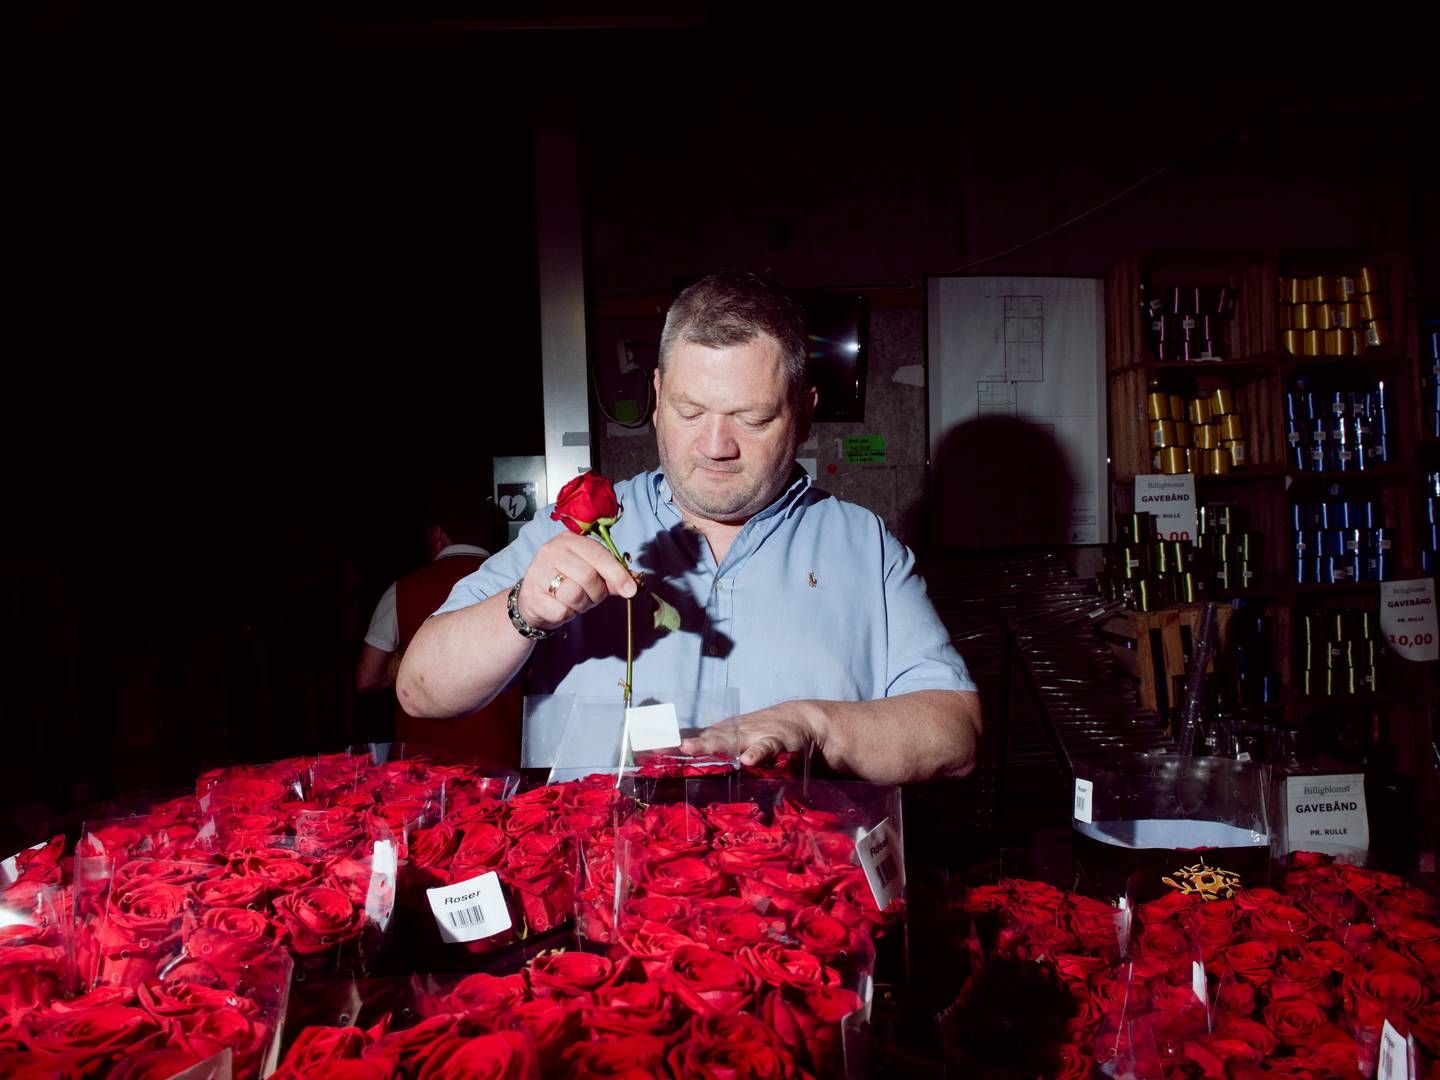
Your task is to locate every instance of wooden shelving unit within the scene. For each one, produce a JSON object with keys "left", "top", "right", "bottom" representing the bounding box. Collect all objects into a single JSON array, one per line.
[{"left": 1104, "top": 249, "right": 1437, "bottom": 864}]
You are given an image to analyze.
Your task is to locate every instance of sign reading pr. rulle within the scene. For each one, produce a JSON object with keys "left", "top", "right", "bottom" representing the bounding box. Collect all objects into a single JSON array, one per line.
[
  {"left": 1285, "top": 773, "right": 1370, "bottom": 857},
  {"left": 1133, "top": 474, "right": 1197, "bottom": 543},
  {"left": 1379, "top": 578, "right": 1438, "bottom": 662}
]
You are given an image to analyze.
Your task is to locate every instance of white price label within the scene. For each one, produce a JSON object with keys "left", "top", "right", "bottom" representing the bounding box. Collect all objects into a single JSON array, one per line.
[
  {"left": 1378, "top": 1020, "right": 1413, "bottom": 1080},
  {"left": 1073, "top": 778, "right": 1094, "bottom": 824},
  {"left": 1191, "top": 960, "right": 1208, "bottom": 1010},
  {"left": 1380, "top": 579, "right": 1439, "bottom": 662},
  {"left": 365, "top": 839, "right": 397, "bottom": 927},
  {"left": 1134, "top": 475, "right": 1197, "bottom": 546},
  {"left": 625, "top": 703, "right": 682, "bottom": 753},
  {"left": 855, "top": 818, "right": 904, "bottom": 912},
  {"left": 426, "top": 871, "right": 512, "bottom": 943},
  {"left": 1285, "top": 774, "right": 1370, "bottom": 856}
]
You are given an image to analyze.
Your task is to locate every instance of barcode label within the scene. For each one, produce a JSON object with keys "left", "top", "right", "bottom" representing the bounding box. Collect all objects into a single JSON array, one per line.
[
  {"left": 1073, "top": 778, "right": 1094, "bottom": 823},
  {"left": 855, "top": 817, "right": 904, "bottom": 912},
  {"left": 426, "top": 871, "right": 511, "bottom": 944},
  {"left": 875, "top": 855, "right": 898, "bottom": 887}
]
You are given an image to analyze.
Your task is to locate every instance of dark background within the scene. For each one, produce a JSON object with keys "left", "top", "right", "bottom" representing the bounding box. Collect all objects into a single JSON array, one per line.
[{"left": 6, "top": 8, "right": 1435, "bottom": 846}]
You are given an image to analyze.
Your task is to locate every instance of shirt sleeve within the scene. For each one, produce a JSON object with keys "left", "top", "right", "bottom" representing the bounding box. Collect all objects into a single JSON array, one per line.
[
  {"left": 363, "top": 583, "right": 399, "bottom": 652},
  {"left": 432, "top": 509, "right": 566, "bottom": 616},
  {"left": 881, "top": 532, "right": 978, "bottom": 696}
]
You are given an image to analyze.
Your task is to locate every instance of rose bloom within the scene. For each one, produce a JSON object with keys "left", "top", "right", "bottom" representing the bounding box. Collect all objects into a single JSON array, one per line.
[
  {"left": 760, "top": 984, "right": 863, "bottom": 1076},
  {"left": 583, "top": 980, "right": 685, "bottom": 1041},
  {"left": 563, "top": 1034, "right": 669, "bottom": 1078},
  {"left": 664, "top": 944, "right": 758, "bottom": 1016},
  {"left": 434, "top": 973, "right": 529, "bottom": 1015},
  {"left": 666, "top": 1011, "right": 802, "bottom": 1080},
  {"left": 640, "top": 856, "right": 726, "bottom": 900},
  {"left": 529, "top": 951, "right": 615, "bottom": 998},
  {"left": 738, "top": 942, "right": 841, "bottom": 991},
  {"left": 271, "top": 886, "right": 364, "bottom": 956},
  {"left": 618, "top": 919, "right": 697, "bottom": 977},
  {"left": 551, "top": 471, "right": 620, "bottom": 532}
]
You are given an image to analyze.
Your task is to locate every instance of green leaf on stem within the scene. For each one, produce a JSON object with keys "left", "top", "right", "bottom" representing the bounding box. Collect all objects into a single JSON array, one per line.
[{"left": 652, "top": 594, "right": 681, "bottom": 633}]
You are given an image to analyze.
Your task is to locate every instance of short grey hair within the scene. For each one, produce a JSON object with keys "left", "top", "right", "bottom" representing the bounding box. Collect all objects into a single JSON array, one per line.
[{"left": 658, "top": 271, "right": 810, "bottom": 411}]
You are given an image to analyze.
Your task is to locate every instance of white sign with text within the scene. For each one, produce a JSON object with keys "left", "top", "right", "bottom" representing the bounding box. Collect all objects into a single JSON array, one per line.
[
  {"left": 1285, "top": 773, "right": 1370, "bottom": 856},
  {"left": 1133, "top": 474, "right": 1197, "bottom": 543},
  {"left": 1380, "top": 579, "right": 1439, "bottom": 662}
]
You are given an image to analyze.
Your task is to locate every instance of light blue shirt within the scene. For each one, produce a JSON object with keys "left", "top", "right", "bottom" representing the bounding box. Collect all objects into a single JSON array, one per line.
[{"left": 435, "top": 467, "right": 975, "bottom": 714}]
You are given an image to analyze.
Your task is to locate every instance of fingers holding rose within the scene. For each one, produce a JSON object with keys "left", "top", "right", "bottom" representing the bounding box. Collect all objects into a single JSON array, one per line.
[{"left": 518, "top": 532, "right": 637, "bottom": 632}]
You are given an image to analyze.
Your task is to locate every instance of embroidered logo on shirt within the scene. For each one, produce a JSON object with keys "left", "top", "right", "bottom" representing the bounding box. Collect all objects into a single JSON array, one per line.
[{"left": 808, "top": 571, "right": 818, "bottom": 588}]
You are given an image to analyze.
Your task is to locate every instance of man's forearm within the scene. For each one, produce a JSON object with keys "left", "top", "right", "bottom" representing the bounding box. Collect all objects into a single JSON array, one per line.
[
  {"left": 395, "top": 593, "right": 533, "bottom": 717},
  {"left": 814, "top": 689, "right": 981, "bottom": 784}
]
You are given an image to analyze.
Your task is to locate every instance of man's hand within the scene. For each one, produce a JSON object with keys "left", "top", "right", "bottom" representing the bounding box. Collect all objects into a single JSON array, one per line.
[
  {"left": 681, "top": 691, "right": 980, "bottom": 784},
  {"left": 680, "top": 700, "right": 824, "bottom": 768},
  {"left": 516, "top": 531, "right": 638, "bottom": 631}
]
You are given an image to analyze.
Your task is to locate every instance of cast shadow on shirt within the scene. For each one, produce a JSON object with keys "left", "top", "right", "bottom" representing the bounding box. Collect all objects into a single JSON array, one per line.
[{"left": 558, "top": 521, "right": 735, "bottom": 669}]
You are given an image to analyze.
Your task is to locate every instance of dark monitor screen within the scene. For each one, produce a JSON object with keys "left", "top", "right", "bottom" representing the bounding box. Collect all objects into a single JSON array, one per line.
[{"left": 796, "top": 289, "right": 869, "bottom": 422}]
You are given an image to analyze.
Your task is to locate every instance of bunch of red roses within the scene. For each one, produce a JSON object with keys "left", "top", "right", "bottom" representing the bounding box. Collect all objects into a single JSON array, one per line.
[{"left": 960, "top": 853, "right": 1440, "bottom": 1079}]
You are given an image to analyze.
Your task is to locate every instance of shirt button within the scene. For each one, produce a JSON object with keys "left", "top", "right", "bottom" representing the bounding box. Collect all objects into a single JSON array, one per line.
[{"left": 706, "top": 644, "right": 720, "bottom": 657}]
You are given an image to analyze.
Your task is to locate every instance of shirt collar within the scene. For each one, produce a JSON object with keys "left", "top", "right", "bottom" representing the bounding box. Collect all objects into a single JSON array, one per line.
[{"left": 434, "top": 543, "right": 490, "bottom": 560}]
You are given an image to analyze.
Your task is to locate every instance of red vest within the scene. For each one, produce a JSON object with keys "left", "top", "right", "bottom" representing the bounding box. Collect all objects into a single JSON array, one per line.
[{"left": 394, "top": 554, "right": 522, "bottom": 767}]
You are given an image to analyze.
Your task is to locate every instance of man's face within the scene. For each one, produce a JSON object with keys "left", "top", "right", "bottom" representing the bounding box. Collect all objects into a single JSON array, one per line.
[{"left": 653, "top": 334, "right": 813, "bottom": 526}]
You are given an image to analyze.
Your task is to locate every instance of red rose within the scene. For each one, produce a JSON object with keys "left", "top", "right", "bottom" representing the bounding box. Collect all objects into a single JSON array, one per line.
[
  {"left": 408, "top": 1028, "right": 538, "bottom": 1079},
  {"left": 1270, "top": 958, "right": 1335, "bottom": 1008},
  {"left": 363, "top": 1015, "right": 460, "bottom": 1074},
  {"left": 233, "top": 849, "right": 320, "bottom": 891},
  {"left": 701, "top": 802, "right": 764, "bottom": 833},
  {"left": 277, "top": 1025, "right": 370, "bottom": 1073},
  {"left": 563, "top": 1033, "right": 669, "bottom": 1078},
  {"left": 1214, "top": 1016, "right": 1280, "bottom": 1057},
  {"left": 1215, "top": 979, "right": 1257, "bottom": 1016},
  {"left": 790, "top": 906, "right": 857, "bottom": 962},
  {"left": 1051, "top": 1041, "right": 1095, "bottom": 1080},
  {"left": 640, "top": 856, "right": 725, "bottom": 900},
  {"left": 508, "top": 997, "right": 580, "bottom": 1072},
  {"left": 0, "top": 944, "right": 66, "bottom": 1014},
  {"left": 620, "top": 894, "right": 691, "bottom": 929},
  {"left": 435, "top": 972, "right": 530, "bottom": 1014},
  {"left": 1289, "top": 1033, "right": 1363, "bottom": 1077},
  {"left": 665, "top": 1012, "right": 800, "bottom": 1079},
  {"left": 108, "top": 1048, "right": 210, "bottom": 1079},
  {"left": 194, "top": 874, "right": 270, "bottom": 910},
  {"left": 449, "top": 822, "right": 508, "bottom": 877},
  {"left": 1299, "top": 939, "right": 1353, "bottom": 971},
  {"left": 618, "top": 919, "right": 696, "bottom": 977},
  {"left": 760, "top": 985, "right": 862, "bottom": 1076},
  {"left": 626, "top": 804, "right": 710, "bottom": 858},
  {"left": 826, "top": 867, "right": 900, "bottom": 930},
  {"left": 583, "top": 981, "right": 684, "bottom": 1040},
  {"left": 551, "top": 472, "right": 620, "bottom": 535},
  {"left": 1217, "top": 939, "right": 1277, "bottom": 984},
  {"left": 664, "top": 944, "right": 757, "bottom": 1015},
  {"left": 1263, "top": 997, "right": 1330, "bottom": 1045},
  {"left": 739, "top": 942, "right": 841, "bottom": 991},
  {"left": 272, "top": 885, "right": 364, "bottom": 956},
  {"left": 711, "top": 826, "right": 793, "bottom": 877},
  {"left": 736, "top": 865, "right": 826, "bottom": 914},
  {"left": 26, "top": 1005, "right": 162, "bottom": 1067},
  {"left": 529, "top": 951, "right": 615, "bottom": 998},
  {"left": 1342, "top": 970, "right": 1426, "bottom": 1027},
  {"left": 170, "top": 1005, "right": 271, "bottom": 1075},
  {"left": 689, "top": 906, "right": 786, "bottom": 954}
]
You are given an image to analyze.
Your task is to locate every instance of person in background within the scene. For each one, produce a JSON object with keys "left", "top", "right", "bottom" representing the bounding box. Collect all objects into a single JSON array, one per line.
[{"left": 357, "top": 490, "right": 522, "bottom": 765}]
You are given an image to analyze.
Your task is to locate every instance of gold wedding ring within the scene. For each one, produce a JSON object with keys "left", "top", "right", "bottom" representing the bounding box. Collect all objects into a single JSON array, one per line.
[{"left": 547, "top": 572, "right": 567, "bottom": 598}]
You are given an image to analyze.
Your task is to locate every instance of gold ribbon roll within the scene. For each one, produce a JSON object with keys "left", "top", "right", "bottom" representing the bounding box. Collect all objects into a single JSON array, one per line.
[
  {"left": 1337, "top": 275, "right": 1357, "bottom": 298},
  {"left": 1282, "top": 329, "right": 1303, "bottom": 355},
  {"left": 1302, "top": 329, "right": 1321, "bottom": 356},
  {"left": 1359, "top": 293, "right": 1385, "bottom": 322},
  {"left": 1300, "top": 277, "right": 1316, "bottom": 304},
  {"left": 1310, "top": 275, "right": 1333, "bottom": 303},
  {"left": 1169, "top": 394, "right": 1185, "bottom": 420},
  {"left": 1210, "top": 387, "right": 1236, "bottom": 415},
  {"left": 1292, "top": 302, "right": 1316, "bottom": 329},
  {"left": 1336, "top": 302, "right": 1360, "bottom": 328},
  {"left": 1173, "top": 421, "right": 1192, "bottom": 447},
  {"left": 1324, "top": 328, "right": 1347, "bottom": 356},
  {"left": 1159, "top": 446, "right": 1189, "bottom": 474},
  {"left": 1188, "top": 398, "right": 1213, "bottom": 425},
  {"left": 1226, "top": 439, "right": 1247, "bottom": 467},
  {"left": 1349, "top": 330, "right": 1365, "bottom": 356},
  {"left": 1151, "top": 419, "right": 1177, "bottom": 448},
  {"left": 1204, "top": 448, "right": 1231, "bottom": 475},
  {"left": 1220, "top": 414, "right": 1245, "bottom": 441},
  {"left": 1136, "top": 578, "right": 1155, "bottom": 612},
  {"left": 1357, "top": 265, "right": 1380, "bottom": 294},
  {"left": 1316, "top": 304, "right": 1337, "bottom": 330},
  {"left": 1146, "top": 391, "right": 1170, "bottom": 420},
  {"left": 1365, "top": 319, "right": 1390, "bottom": 348},
  {"left": 1193, "top": 423, "right": 1219, "bottom": 449}
]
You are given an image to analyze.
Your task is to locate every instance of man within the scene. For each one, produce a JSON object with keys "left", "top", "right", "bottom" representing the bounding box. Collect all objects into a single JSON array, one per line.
[
  {"left": 358, "top": 491, "right": 522, "bottom": 764},
  {"left": 397, "top": 272, "right": 980, "bottom": 784}
]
